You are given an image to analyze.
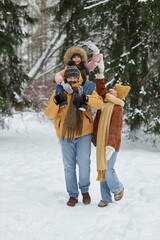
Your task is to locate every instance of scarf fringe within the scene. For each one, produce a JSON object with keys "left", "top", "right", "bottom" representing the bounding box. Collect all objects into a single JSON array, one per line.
[
  {"left": 96, "top": 170, "right": 106, "bottom": 181},
  {"left": 62, "top": 123, "right": 83, "bottom": 143},
  {"left": 61, "top": 86, "right": 83, "bottom": 143}
]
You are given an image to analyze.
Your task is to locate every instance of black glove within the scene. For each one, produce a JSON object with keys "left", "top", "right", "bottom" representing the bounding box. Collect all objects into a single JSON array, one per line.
[
  {"left": 54, "top": 92, "right": 67, "bottom": 105},
  {"left": 73, "top": 94, "right": 88, "bottom": 109}
]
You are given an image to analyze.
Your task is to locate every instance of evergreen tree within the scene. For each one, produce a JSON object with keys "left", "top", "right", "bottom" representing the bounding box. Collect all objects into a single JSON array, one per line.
[
  {"left": 0, "top": 0, "right": 36, "bottom": 119},
  {"left": 47, "top": 0, "right": 160, "bottom": 134},
  {"left": 85, "top": 0, "right": 160, "bottom": 134}
]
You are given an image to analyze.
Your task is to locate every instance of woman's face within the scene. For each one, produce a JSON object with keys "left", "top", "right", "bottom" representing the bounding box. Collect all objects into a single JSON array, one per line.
[
  {"left": 110, "top": 86, "right": 118, "bottom": 97},
  {"left": 72, "top": 56, "right": 81, "bottom": 65}
]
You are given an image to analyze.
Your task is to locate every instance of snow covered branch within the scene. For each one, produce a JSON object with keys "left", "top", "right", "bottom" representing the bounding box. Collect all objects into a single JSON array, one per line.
[
  {"left": 28, "top": 33, "right": 60, "bottom": 79},
  {"left": 84, "top": 0, "right": 110, "bottom": 10}
]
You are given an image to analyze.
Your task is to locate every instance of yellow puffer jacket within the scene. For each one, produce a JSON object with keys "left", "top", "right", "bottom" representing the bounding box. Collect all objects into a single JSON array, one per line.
[{"left": 45, "top": 91, "right": 103, "bottom": 139}]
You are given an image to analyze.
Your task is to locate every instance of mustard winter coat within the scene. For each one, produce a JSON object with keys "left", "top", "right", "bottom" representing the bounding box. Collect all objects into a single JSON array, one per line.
[{"left": 45, "top": 91, "right": 103, "bottom": 139}]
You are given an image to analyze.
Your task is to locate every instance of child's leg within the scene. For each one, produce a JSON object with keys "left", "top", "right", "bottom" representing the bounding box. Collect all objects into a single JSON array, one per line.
[
  {"left": 78, "top": 81, "right": 95, "bottom": 112},
  {"left": 56, "top": 85, "right": 64, "bottom": 94},
  {"left": 55, "top": 85, "right": 67, "bottom": 108},
  {"left": 106, "top": 151, "right": 123, "bottom": 195},
  {"left": 83, "top": 81, "right": 95, "bottom": 95}
]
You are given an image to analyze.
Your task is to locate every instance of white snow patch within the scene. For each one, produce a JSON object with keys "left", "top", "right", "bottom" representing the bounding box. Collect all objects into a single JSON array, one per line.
[
  {"left": 0, "top": 112, "right": 160, "bottom": 240},
  {"left": 120, "top": 52, "right": 130, "bottom": 57},
  {"left": 138, "top": 0, "right": 148, "bottom": 2},
  {"left": 139, "top": 86, "right": 146, "bottom": 95},
  {"left": 118, "top": 63, "right": 125, "bottom": 69},
  {"left": 128, "top": 59, "right": 135, "bottom": 65}
]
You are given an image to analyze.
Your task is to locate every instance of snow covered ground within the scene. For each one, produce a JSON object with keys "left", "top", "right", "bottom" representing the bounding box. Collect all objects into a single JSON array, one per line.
[{"left": 0, "top": 112, "right": 160, "bottom": 240}]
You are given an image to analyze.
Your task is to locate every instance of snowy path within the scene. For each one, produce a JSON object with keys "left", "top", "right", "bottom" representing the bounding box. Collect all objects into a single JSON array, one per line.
[{"left": 0, "top": 112, "right": 160, "bottom": 240}]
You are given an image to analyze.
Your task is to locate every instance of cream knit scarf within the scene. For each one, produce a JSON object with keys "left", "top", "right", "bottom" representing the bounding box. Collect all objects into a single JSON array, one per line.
[{"left": 96, "top": 93, "right": 124, "bottom": 181}]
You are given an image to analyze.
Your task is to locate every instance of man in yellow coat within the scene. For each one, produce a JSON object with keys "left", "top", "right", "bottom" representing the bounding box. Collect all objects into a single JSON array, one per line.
[{"left": 45, "top": 63, "right": 103, "bottom": 207}]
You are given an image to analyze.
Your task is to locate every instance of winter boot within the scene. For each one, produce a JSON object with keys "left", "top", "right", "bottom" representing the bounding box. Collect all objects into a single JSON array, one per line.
[
  {"left": 114, "top": 187, "right": 124, "bottom": 201},
  {"left": 78, "top": 103, "right": 87, "bottom": 112},
  {"left": 82, "top": 192, "right": 91, "bottom": 204},
  {"left": 59, "top": 100, "right": 68, "bottom": 108},
  {"left": 98, "top": 201, "right": 107, "bottom": 207},
  {"left": 67, "top": 197, "right": 78, "bottom": 207}
]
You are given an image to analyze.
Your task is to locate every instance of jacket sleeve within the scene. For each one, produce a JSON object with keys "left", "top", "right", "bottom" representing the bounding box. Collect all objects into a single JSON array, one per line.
[
  {"left": 92, "top": 77, "right": 107, "bottom": 146},
  {"left": 107, "top": 107, "right": 123, "bottom": 149},
  {"left": 87, "top": 91, "right": 103, "bottom": 110},
  {"left": 96, "top": 78, "right": 107, "bottom": 100},
  {"left": 92, "top": 109, "right": 101, "bottom": 147},
  {"left": 44, "top": 92, "right": 59, "bottom": 119},
  {"left": 55, "top": 70, "right": 64, "bottom": 84},
  {"left": 87, "top": 53, "right": 101, "bottom": 72}
]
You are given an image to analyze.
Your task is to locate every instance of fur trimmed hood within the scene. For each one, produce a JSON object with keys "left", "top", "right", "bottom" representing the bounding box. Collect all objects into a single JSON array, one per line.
[{"left": 64, "top": 46, "right": 88, "bottom": 65}]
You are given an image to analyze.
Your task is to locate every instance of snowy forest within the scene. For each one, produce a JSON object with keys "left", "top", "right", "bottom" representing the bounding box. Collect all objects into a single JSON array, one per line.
[
  {"left": 0, "top": 0, "right": 160, "bottom": 135},
  {"left": 1, "top": 1, "right": 160, "bottom": 240}
]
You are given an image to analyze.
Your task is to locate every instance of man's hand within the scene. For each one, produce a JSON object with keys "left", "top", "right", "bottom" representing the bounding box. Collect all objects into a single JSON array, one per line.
[
  {"left": 73, "top": 94, "right": 88, "bottom": 108},
  {"left": 54, "top": 92, "right": 67, "bottom": 105}
]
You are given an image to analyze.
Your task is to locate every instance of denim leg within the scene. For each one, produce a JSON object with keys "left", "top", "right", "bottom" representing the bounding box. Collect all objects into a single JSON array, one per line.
[
  {"left": 99, "top": 151, "right": 123, "bottom": 203},
  {"left": 83, "top": 81, "right": 95, "bottom": 95},
  {"left": 100, "top": 181, "right": 112, "bottom": 203},
  {"left": 60, "top": 138, "right": 79, "bottom": 199},
  {"left": 56, "top": 85, "right": 64, "bottom": 94},
  {"left": 76, "top": 134, "right": 91, "bottom": 193},
  {"left": 106, "top": 151, "right": 123, "bottom": 194}
]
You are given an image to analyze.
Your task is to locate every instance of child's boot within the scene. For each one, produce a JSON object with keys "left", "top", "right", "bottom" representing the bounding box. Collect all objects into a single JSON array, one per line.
[
  {"left": 54, "top": 92, "right": 68, "bottom": 108},
  {"left": 59, "top": 100, "right": 68, "bottom": 108},
  {"left": 73, "top": 94, "right": 88, "bottom": 112},
  {"left": 78, "top": 103, "right": 87, "bottom": 112}
]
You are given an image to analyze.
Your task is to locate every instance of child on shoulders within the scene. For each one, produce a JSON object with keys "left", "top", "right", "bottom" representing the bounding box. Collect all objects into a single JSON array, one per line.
[{"left": 55, "top": 42, "right": 101, "bottom": 111}]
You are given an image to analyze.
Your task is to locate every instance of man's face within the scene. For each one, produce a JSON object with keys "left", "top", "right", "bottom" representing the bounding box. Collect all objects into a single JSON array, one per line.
[
  {"left": 72, "top": 56, "right": 81, "bottom": 65},
  {"left": 110, "top": 86, "right": 118, "bottom": 97},
  {"left": 66, "top": 76, "right": 79, "bottom": 85}
]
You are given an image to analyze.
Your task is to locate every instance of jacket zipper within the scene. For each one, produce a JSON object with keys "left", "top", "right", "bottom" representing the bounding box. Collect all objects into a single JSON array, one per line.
[
  {"left": 84, "top": 113, "right": 91, "bottom": 123},
  {"left": 58, "top": 119, "right": 61, "bottom": 128}
]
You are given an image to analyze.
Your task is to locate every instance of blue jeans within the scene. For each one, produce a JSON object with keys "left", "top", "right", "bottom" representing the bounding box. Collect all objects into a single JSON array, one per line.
[
  {"left": 83, "top": 81, "right": 95, "bottom": 95},
  {"left": 100, "top": 151, "right": 123, "bottom": 204},
  {"left": 60, "top": 134, "right": 91, "bottom": 199},
  {"left": 56, "top": 85, "right": 63, "bottom": 94},
  {"left": 56, "top": 81, "right": 95, "bottom": 95}
]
